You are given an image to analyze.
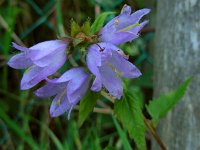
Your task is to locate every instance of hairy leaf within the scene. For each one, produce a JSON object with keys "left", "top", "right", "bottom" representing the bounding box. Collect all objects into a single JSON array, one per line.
[
  {"left": 146, "top": 77, "right": 192, "bottom": 125},
  {"left": 114, "top": 90, "right": 146, "bottom": 150}
]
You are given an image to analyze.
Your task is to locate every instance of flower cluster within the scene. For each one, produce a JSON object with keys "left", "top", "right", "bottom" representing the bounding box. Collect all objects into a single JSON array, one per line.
[{"left": 8, "top": 5, "right": 150, "bottom": 119}]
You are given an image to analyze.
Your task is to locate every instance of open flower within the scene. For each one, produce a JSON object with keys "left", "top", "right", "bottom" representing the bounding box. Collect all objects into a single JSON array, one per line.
[
  {"left": 87, "top": 42, "right": 141, "bottom": 99},
  {"left": 99, "top": 5, "right": 150, "bottom": 45},
  {"left": 35, "top": 67, "right": 91, "bottom": 119},
  {"left": 7, "top": 40, "right": 68, "bottom": 90}
]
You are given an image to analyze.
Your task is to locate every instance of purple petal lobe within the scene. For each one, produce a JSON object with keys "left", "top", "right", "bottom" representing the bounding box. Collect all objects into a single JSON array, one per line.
[
  {"left": 7, "top": 53, "right": 33, "bottom": 69},
  {"left": 131, "top": 8, "right": 151, "bottom": 22},
  {"left": 67, "top": 73, "right": 90, "bottom": 103},
  {"left": 50, "top": 91, "right": 71, "bottom": 117},
  {"left": 86, "top": 44, "right": 101, "bottom": 75},
  {"left": 121, "top": 5, "right": 131, "bottom": 15},
  {"left": 34, "top": 81, "right": 66, "bottom": 98},
  {"left": 20, "top": 52, "right": 66, "bottom": 90},
  {"left": 12, "top": 42, "right": 29, "bottom": 51},
  {"left": 99, "top": 64, "right": 123, "bottom": 99},
  {"left": 31, "top": 48, "right": 66, "bottom": 67},
  {"left": 91, "top": 77, "right": 102, "bottom": 92},
  {"left": 110, "top": 51, "right": 142, "bottom": 78},
  {"left": 29, "top": 40, "right": 67, "bottom": 58},
  {"left": 28, "top": 40, "right": 67, "bottom": 67},
  {"left": 53, "top": 67, "right": 86, "bottom": 83}
]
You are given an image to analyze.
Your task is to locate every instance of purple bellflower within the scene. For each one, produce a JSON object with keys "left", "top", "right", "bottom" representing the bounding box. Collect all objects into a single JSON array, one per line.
[
  {"left": 35, "top": 67, "right": 91, "bottom": 119},
  {"left": 87, "top": 42, "right": 141, "bottom": 99},
  {"left": 99, "top": 5, "right": 150, "bottom": 45},
  {"left": 7, "top": 40, "right": 68, "bottom": 90}
]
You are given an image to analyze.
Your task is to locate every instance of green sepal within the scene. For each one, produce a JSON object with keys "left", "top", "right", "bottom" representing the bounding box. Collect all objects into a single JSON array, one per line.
[{"left": 70, "top": 20, "right": 81, "bottom": 37}]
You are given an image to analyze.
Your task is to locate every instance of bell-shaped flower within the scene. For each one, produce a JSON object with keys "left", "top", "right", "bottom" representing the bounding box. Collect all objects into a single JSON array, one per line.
[
  {"left": 34, "top": 67, "right": 91, "bottom": 119},
  {"left": 99, "top": 5, "right": 150, "bottom": 45},
  {"left": 87, "top": 42, "right": 141, "bottom": 99},
  {"left": 7, "top": 40, "right": 68, "bottom": 90}
]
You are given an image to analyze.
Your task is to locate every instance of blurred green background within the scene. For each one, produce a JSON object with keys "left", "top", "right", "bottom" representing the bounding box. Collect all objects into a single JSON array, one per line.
[{"left": 0, "top": 0, "right": 155, "bottom": 149}]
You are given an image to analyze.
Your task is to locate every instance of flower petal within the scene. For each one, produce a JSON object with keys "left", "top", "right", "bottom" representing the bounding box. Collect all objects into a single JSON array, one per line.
[
  {"left": 7, "top": 53, "right": 33, "bottom": 69},
  {"left": 109, "top": 31, "right": 138, "bottom": 45},
  {"left": 51, "top": 67, "right": 86, "bottom": 83},
  {"left": 99, "top": 64, "right": 123, "bottom": 99},
  {"left": 67, "top": 73, "right": 90, "bottom": 103},
  {"left": 131, "top": 8, "right": 151, "bottom": 22},
  {"left": 120, "top": 5, "right": 132, "bottom": 15},
  {"left": 110, "top": 50, "right": 142, "bottom": 78},
  {"left": 29, "top": 40, "right": 67, "bottom": 59},
  {"left": 20, "top": 53, "right": 66, "bottom": 90},
  {"left": 86, "top": 44, "right": 101, "bottom": 75},
  {"left": 31, "top": 48, "right": 66, "bottom": 67},
  {"left": 50, "top": 91, "right": 71, "bottom": 117},
  {"left": 12, "top": 42, "right": 29, "bottom": 51},
  {"left": 34, "top": 81, "right": 66, "bottom": 98},
  {"left": 91, "top": 77, "right": 102, "bottom": 92},
  {"left": 28, "top": 40, "right": 67, "bottom": 67}
]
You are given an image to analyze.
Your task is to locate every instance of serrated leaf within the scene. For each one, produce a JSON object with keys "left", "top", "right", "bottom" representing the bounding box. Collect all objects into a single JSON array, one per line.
[
  {"left": 78, "top": 91, "right": 99, "bottom": 127},
  {"left": 91, "top": 12, "right": 115, "bottom": 34},
  {"left": 146, "top": 77, "right": 192, "bottom": 125},
  {"left": 71, "top": 20, "right": 81, "bottom": 37},
  {"left": 114, "top": 90, "right": 146, "bottom": 150}
]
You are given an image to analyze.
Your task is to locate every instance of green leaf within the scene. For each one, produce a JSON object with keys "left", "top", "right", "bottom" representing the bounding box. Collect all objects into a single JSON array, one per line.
[
  {"left": 114, "top": 90, "right": 146, "bottom": 150},
  {"left": 112, "top": 116, "right": 132, "bottom": 150},
  {"left": 71, "top": 20, "right": 81, "bottom": 37},
  {"left": 78, "top": 91, "right": 99, "bottom": 127},
  {"left": 91, "top": 12, "right": 115, "bottom": 34},
  {"left": 56, "top": 0, "right": 65, "bottom": 37},
  {"left": 146, "top": 77, "right": 192, "bottom": 125}
]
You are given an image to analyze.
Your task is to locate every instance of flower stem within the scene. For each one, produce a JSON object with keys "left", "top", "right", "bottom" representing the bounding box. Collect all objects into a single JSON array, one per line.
[{"left": 144, "top": 117, "right": 167, "bottom": 150}]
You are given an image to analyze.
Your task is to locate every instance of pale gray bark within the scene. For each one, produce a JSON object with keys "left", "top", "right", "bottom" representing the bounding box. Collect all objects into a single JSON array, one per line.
[{"left": 153, "top": 0, "right": 200, "bottom": 150}]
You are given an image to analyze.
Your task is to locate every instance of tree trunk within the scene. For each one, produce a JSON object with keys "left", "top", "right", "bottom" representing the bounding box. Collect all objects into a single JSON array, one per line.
[{"left": 153, "top": 0, "right": 200, "bottom": 150}]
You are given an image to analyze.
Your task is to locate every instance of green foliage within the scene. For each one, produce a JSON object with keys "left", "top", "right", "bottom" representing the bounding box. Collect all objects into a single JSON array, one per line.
[
  {"left": 56, "top": 0, "right": 65, "bottom": 37},
  {"left": 0, "top": 108, "right": 39, "bottom": 149},
  {"left": 114, "top": 90, "right": 146, "bottom": 150},
  {"left": 78, "top": 91, "right": 99, "bottom": 127},
  {"left": 146, "top": 77, "right": 192, "bottom": 125},
  {"left": 0, "top": 1, "right": 155, "bottom": 149},
  {"left": 88, "top": 0, "right": 123, "bottom": 10},
  {"left": 91, "top": 12, "right": 115, "bottom": 34},
  {"left": 112, "top": 116, "right": 132, "bottom": 150}
]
